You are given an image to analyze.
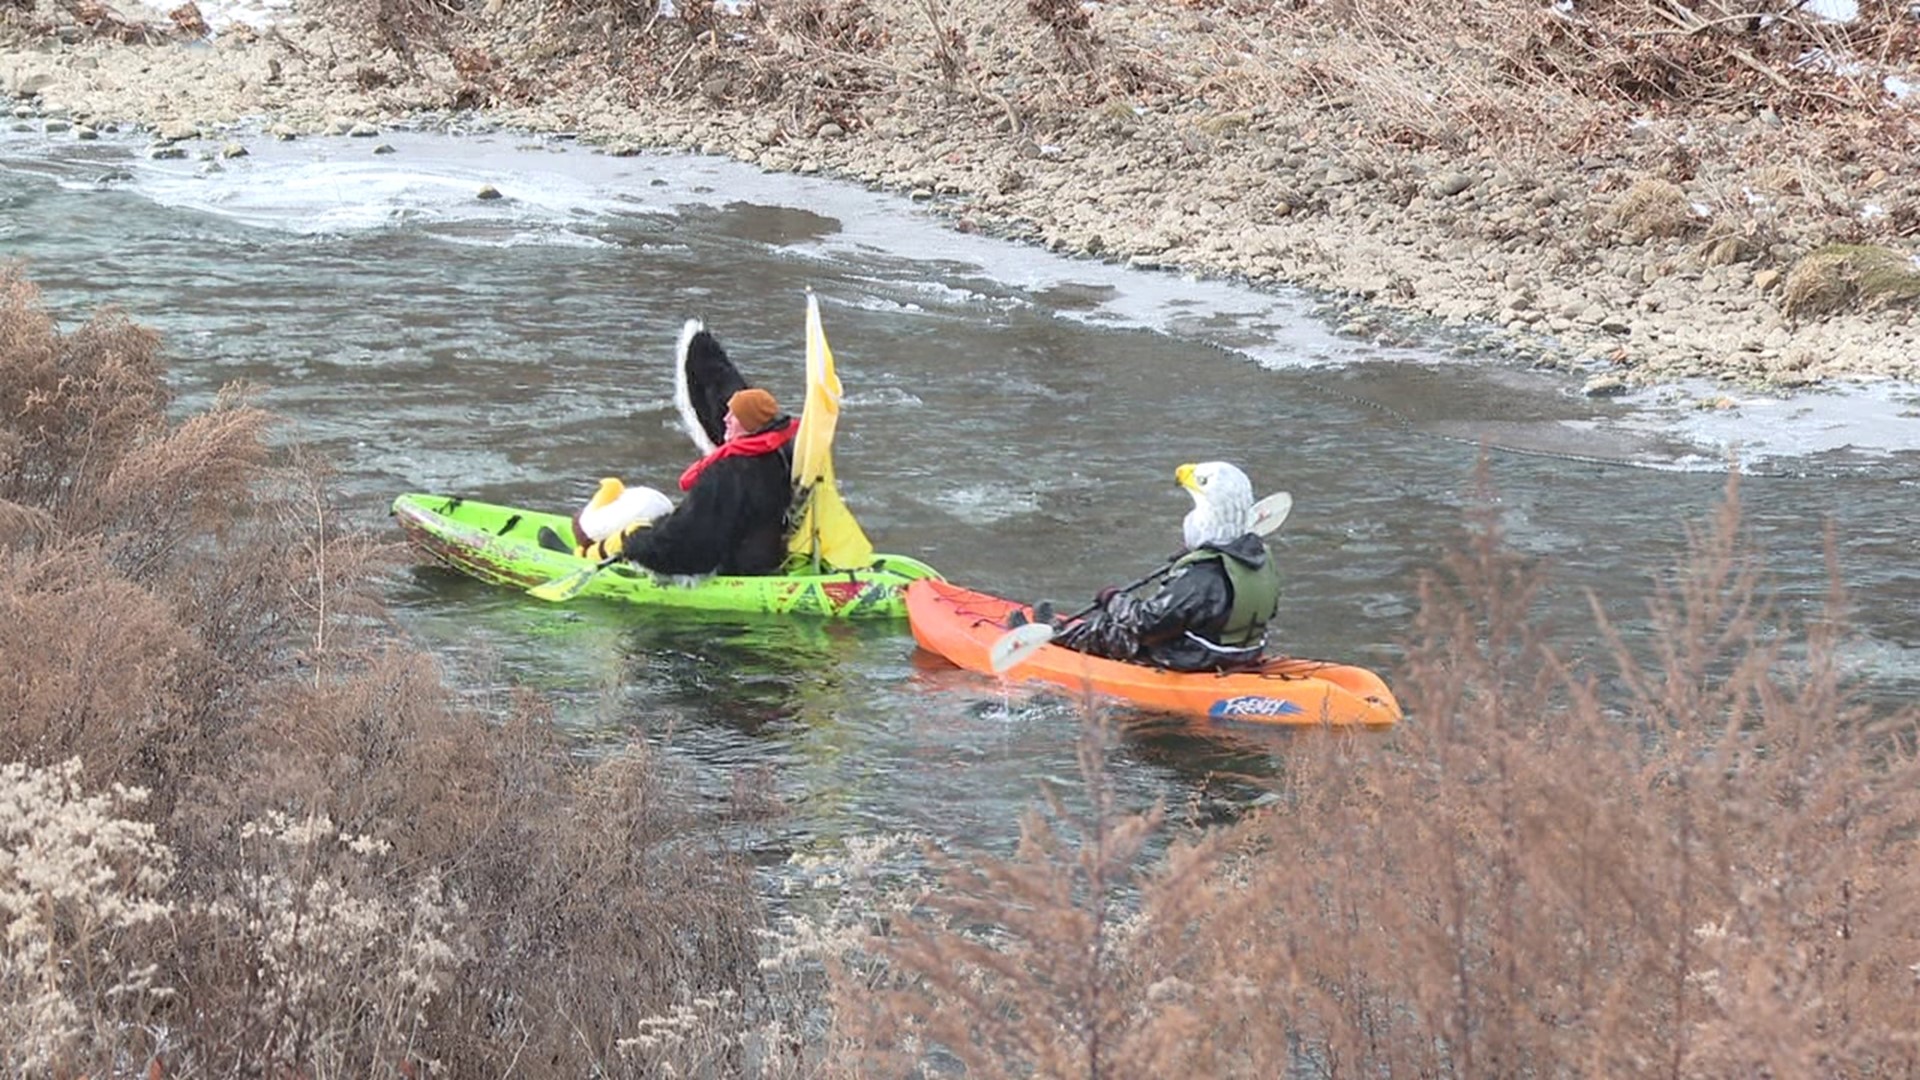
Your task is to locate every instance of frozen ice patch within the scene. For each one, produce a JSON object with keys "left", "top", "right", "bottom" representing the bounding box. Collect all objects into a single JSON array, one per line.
[{"left": 1608, "top": 379, "right": 1920, "bottom": 467}]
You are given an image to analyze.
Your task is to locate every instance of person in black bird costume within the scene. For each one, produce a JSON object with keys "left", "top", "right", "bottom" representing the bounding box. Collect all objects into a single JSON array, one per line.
[{"left": 618, "top": 320, "right": 799, "bottom": 577}]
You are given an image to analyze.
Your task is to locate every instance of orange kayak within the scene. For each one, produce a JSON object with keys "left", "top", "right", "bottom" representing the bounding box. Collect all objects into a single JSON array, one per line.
[{"left": 906, "top": 579, "right": 1402, "bottom": 727}]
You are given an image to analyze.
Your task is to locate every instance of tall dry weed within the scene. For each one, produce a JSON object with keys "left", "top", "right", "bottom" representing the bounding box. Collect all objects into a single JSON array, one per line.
[
  {"left": 846, "top": 470, "right": 1920, "bottom": 1076},
  {"left": 0, "top": 266, "right": 796, "bottom": 1076}
]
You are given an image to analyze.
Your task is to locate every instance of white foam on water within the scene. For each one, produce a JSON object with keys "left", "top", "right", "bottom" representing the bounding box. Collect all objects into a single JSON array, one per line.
[
  {"left": 919, "top": 484, "right": 1043, "bottom": 525},
  {"left": 122, "top": 132, "right": 658, "bottom": 237}
]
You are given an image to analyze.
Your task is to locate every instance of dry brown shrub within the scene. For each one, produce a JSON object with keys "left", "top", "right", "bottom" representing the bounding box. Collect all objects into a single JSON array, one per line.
[
  {"left": 1600, "top": 176, "right": 1701, "bottom": 243},
  {"left": 1178, "top": 0, "right": 1918, "bottom": 156},
  {"left": 840, "top": 718, "right": 1223, "bottom": 1076},
  {"left": 1782, "top": 241, "right": 1920, "bottom": 319},
  {"left": 846, "top": 470, "right": 1920, "bottom": 1076},
  {"left": 0, "top": 266, "right": 794, "bottom": 1076}
]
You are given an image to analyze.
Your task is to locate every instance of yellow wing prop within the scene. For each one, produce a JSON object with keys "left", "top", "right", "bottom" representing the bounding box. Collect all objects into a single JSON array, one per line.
[{"left": 787, "top": 291, "right": 876, "bottom": 571}]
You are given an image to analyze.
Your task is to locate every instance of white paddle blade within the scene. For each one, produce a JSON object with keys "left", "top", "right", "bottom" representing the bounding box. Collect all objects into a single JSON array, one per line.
[
  {"left": 1250, "top": 491, "right": 1293, "bottom": 537},
  {"left": 989, "top": 622, "right": 1056, "bottom": 674}
]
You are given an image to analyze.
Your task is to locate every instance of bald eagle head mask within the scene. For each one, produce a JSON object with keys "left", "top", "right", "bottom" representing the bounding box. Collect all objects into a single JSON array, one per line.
[{"left": 1177, "top": 461, "right": 1256, "bottom": 550}]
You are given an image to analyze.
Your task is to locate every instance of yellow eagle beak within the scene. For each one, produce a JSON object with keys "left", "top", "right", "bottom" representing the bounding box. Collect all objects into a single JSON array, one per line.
[
  {"left": 587, "top": 477, "right": 626, "bottom": 511},
  {"left": 1174, "top": 463, "right": 1198, "bottom": 492}
]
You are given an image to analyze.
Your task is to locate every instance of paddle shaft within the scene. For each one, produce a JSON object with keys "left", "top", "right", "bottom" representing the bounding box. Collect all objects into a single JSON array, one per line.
[
  {"left": 528, "top": 551, "right": 623, "bottom": 601},
  {"left": 1060, "top": 563, "right": 1172, "bottom": 624}
]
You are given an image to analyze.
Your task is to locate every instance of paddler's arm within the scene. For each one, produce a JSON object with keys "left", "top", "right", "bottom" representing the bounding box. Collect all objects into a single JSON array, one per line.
[{"left": 1101, "top": 563, "right": 1233, "bottom": 647}]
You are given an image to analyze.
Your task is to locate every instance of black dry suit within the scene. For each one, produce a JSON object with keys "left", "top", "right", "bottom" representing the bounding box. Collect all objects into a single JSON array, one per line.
[{"left": 1055, "top": 533, "right": 1282, "bottom": 673}]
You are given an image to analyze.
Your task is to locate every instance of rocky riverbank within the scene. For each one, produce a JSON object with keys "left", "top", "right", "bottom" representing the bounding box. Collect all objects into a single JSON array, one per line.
[{"left": 6, "top": 0, "right": 1920, "bottom": 392}]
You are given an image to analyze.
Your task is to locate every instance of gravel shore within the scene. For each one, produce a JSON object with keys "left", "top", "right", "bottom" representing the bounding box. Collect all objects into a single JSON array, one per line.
[{"left": 6, "top": 0, "right": 1919, "bottom": 392}]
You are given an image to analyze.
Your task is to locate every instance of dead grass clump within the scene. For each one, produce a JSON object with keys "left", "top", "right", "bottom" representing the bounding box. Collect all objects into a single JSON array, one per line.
[
  {"left": 1601, "top": 176, "right": 1701, "bottom": 243},
  {"left": 845, "top": 471, "right": 1920, "bottom": 1075},
  {"left": 0, "top": 265, "right": 794, "bottom": 1076},
  {"left": 1782, "top": 241, "right": 1920, "bottom": 319}
]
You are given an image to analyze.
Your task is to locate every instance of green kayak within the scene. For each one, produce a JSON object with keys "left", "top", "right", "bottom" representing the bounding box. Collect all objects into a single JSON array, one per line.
[{"left": 392, "top": 493, "right": 944, "bottom": 619}]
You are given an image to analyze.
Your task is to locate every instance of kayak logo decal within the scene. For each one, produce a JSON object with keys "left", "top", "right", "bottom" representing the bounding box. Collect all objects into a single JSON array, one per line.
[
  {"left": 819, "top": 580, "right": 869, "bottom": 609},
  {"left": 1209, "top": 696, "right": 1305, "bottom": 719}
]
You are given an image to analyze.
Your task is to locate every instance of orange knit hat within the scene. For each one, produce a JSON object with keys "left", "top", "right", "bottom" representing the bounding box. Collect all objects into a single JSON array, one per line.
[{"left": 727, "top": 387, "right": 780, "bottom": 432}]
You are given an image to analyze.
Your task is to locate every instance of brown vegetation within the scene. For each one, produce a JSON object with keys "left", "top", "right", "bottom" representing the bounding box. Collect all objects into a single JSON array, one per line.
[
  {"left": 415, "top": 0, "right": 1920, "bottom": 159},
  {"left": 0, "top": 265, "right": 798, "bottom": 1077},
  {"left": 842, "top": 475, "right": 1920, "bottom": 1076}
]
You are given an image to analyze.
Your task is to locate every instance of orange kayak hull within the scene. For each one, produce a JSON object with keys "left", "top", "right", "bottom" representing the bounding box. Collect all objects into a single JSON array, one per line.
[{"left": 906, "top": 579, "right": 1402, "bottom": 727}]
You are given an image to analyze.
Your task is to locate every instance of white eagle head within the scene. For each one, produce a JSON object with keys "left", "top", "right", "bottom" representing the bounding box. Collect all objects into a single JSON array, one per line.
[{"left": 1176, "top": 461, "right": 1255, "bottom": 550}]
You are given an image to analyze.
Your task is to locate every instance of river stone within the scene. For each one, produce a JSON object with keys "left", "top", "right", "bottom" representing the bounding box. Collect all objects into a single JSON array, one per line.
[
  {"left": 148, "top": 145, "right": 189, "bottom": 159},
  {"left": 220, "top": 142, "right": 247, "bottom": 158},
  {"left": 348, "top": 122, "right": 379, "bottom": 137},
  {"left": 373, "top": 143, "right": 396, "bottom": 154},
  {"left": 1430, "top": 170, "right": 1475, "bottom": 197},
  {"left": 476, "top": 184, "right": 502, "bottom": 200},
  {"left": 12, "top": 71, "right": 55, "bottom": 97}
]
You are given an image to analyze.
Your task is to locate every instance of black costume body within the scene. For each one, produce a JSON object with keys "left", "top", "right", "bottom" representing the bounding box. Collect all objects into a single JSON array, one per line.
[
  {"left": 1055, "top": 533, "right": 1280, "bottom": 673},
  {"left": 619, "top": 327, "right": 796, "bottom": 577}
]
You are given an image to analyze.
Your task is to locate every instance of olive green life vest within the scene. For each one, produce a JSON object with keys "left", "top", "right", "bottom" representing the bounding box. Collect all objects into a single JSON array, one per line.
[{"left": 1174, "top": 545, "right": 1281, "bottom": 649}]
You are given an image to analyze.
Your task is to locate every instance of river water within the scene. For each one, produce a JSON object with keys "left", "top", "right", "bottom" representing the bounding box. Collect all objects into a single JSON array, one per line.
[{"left": 5, "top": 122, "right": 1919, "bottom": 869}]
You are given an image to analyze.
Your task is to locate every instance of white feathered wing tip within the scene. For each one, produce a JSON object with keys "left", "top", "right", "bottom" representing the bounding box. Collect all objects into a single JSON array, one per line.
[{"left": 673, "top": 318, "right": 716, "bottom": 455}]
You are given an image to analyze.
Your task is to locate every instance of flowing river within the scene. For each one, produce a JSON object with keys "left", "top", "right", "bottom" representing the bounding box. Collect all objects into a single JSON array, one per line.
[{"left": 5, "top": 122, "right": 1919, "bottom": 870}]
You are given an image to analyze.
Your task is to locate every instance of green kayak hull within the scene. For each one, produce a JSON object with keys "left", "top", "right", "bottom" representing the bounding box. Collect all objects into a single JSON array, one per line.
[{"left": 392, "top": 493, "right": 943, "bottom": 619}]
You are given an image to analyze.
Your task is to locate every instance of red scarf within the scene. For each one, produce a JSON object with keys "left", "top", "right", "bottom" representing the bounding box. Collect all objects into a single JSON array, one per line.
[{"left": 678, "top": 419, "right": 798, "bottom": 492}]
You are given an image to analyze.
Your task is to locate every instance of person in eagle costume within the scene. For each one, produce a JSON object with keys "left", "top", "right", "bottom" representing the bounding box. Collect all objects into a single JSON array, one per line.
[
  {"left": 1025, "top": 461, "right": 1282, "bottom": 672},
  {"left": 611, "top": 319, "right": 799, "bottom": 577}
]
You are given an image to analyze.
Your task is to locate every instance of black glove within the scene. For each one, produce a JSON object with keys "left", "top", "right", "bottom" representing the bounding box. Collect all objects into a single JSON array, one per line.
[{"left": 618, "top": 526, "right": 650, "bottom": 562}]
